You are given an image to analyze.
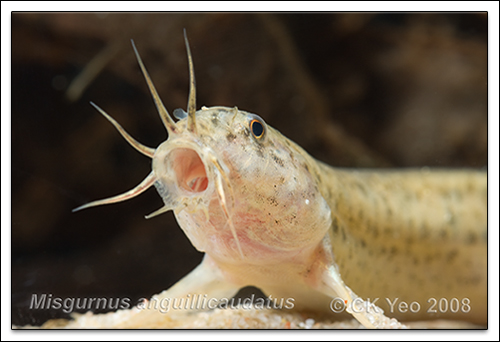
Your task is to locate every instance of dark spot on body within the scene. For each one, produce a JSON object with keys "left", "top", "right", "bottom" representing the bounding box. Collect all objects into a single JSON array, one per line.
[
  {"left": 268, "top": 196, "right": 278, "bottom": 206},
  {"left": 332, "top": 217, "right": 339, "bottom": 234},
  {"left": 255, "top": 145, "right": 264, "bottom": 158},
  {"left": 466, "top": 231, "right": 478, "bottom": 245},
  {"left": 270, "top": 153, "right": 284, "bottom": 167},
  {"left": 446, "top": 249, "right": 458, "bottom": 262},
  {"left": 341, "top": 226, "right": 346, "bottom": 241},
  {"left": 226, "top": 132, "right": 237, "bottom": 142},
  {"left": 198, "top": 122, "right": 208, "bottom": 131}
]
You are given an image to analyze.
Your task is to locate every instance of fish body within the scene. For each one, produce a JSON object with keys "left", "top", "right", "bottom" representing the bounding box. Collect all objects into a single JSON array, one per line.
[
  {"left": 318, "top": 166, "right": 487, "bottom": 324},
  {"left": 67, "top": 37, "right": 487, "bottom": 328},
  {"left": 157, "top": 107, "right": 487, "bottom": 325}
]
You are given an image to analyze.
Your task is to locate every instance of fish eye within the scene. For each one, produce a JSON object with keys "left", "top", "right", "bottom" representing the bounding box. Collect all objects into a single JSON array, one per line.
[{"left": 250, "top": 118, "right": 265, "bottom": 139}]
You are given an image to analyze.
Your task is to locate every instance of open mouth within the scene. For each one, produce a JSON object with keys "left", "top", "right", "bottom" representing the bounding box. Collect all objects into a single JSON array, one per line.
[{"left": 170, "top": 148, "right": 209, "bottom": 193}]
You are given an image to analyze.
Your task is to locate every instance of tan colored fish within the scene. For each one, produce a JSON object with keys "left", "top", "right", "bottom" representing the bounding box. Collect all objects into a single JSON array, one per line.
[{"left": 69, "top": 34, "right": 487, "bottom": 329}]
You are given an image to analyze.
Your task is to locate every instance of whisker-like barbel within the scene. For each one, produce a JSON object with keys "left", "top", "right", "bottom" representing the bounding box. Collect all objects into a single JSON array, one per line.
[
  {"left": 131, "top": 40, "right": 178, "bottom": 134},
  {"left": 73, "top": 171, "right": 156, "bottom": 212},
  {"left": 90, "top": 102, "right": 155, "bottom": 158},
  {"left": 183, "top": 30, "right": 197, "bottom": 134},
  {"left": 214, "top": 170, "right": 243, "bottom": 258},
  {"left": 145, "top": 205, "right": 171, "bottom": 219}
]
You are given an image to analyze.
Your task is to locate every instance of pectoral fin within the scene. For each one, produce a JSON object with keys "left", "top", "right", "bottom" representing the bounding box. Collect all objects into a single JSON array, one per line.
[{"left": 319, "top": 264, "right": 407, "bottom": 329}]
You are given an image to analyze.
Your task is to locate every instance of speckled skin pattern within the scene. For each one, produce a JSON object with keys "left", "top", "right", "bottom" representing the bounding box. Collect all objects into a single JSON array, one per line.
[
  {"left": 230, "top": 122, "right": 487, "bottom": 325},
  {"left": 314, "top": 165, "right": 487, "bottom": 324}
]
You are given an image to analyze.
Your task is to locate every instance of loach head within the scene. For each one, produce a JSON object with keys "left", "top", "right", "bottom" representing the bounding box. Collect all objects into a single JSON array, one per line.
[{"left": 74, "top": 33, "right": 331, "bottom": 264}]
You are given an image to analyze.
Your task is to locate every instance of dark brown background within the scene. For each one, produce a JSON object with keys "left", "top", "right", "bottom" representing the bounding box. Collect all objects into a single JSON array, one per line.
[{"left": 11, "top": 12, "right": 487, "bottom": 326}]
